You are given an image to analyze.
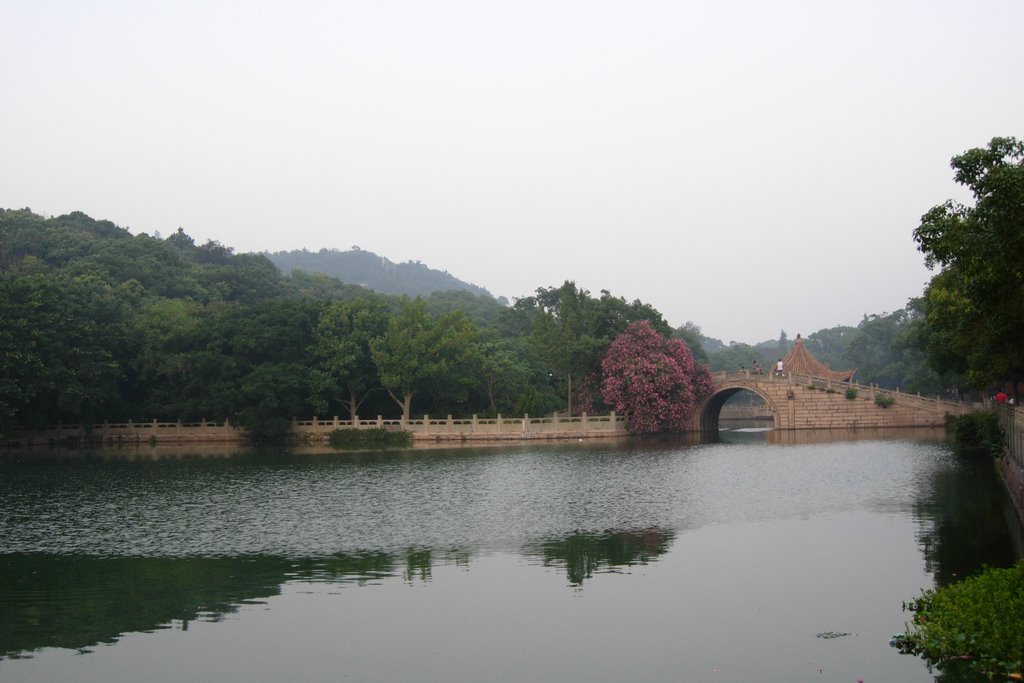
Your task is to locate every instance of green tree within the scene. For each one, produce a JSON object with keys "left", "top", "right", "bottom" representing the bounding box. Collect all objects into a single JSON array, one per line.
[
  {"left": 195, "top": 253, "right": 286, "bottom": 304},
  {"left": 425, "top": 289, "right": 506, "bottom": 328},
  {"left": 200, "top": 299, "right": 319, "bottom": 438},
  {"left": 71, "top": 233, "right": 193, "bottom": 299},
  {"left": 672, "top": 321, "right": 709, "bottom": 365},
  {"left": 310, "top": 298, "right": 390, "bottom": 421},
  {"left": 839, "top": 305, "right": 951, "bottom": 393},
  {"left": 370, "top": 298, "right": 480, "bottom": 420},
  {"left": 898, "top": 297, "right": 966, "bottom": 397},
  {"left": 913, "top": 136, "right": 1024, "bottom": 388},
  {"left": 706, "top": 341, "right": 767, "bottom": 373},
  {"left": 282, "top": 270, "right": 372, "bottom": 302},
  {"left": 1, "top": 209, "right": 124, "bottom": 272},
  {"left": 514, "top": 282, "right": 669, "bottom": 416},
  {"left": 803, "top": 325, "right": 857, "bottom": 369},
  {"left": 0, "top": 270, "right": 127, "bottom": 431},
  {"left": 777, "top": 329, "right": 789, "bottom": 355},
  {"left": 476, "top": 335, "right": 532, "bottom": 414},
  {"left": 127, "top": 298, "right": 207, "bottom": 419},
  {"left": 842, "top": 312, "right": 906, "bottom": 389},
  {"left": 516, "top": 282, "right": 603, "bottom": 416},
  {"left": 234, "top": 361, "right": 309, "bottom": 440}
]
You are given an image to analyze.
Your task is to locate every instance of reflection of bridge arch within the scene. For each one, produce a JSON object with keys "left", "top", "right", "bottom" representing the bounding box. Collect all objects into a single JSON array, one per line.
[{"left": 698, "top": 384, "right": 777, "bottom": 432}]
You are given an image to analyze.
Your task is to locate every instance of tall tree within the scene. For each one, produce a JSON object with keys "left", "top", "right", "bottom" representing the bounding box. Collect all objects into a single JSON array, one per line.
[
  {"left": 370, "top": 298, "right": 479, "bottom": 420},
  {"left": 913, "top": 137, "right": 1024, "bottom": 388},
  {"left": 777, "top": 330, "right": 789, "bottom": 355},
  {"left": 476, "top": 335, "right": 531, "bottom": 415},
  {"left": 203, "top": 299, "right": 319, "bottom": 438},
  {"left": 515, "top": 282, "right": 668, "bottom": 416},
  {"left": 522, "top": 282, "right": 602, "bottom": 416},
  {"left": 127, "top": 298, "right": 207, "bottom": 418},
  {"left": 0, "top": 269, "right": 127, "bottom": 430},
  {"left": 672, "top": 321, "right": 709, "bottom": 365},
  {"left": 310, "top": 298, "right": 390, "bottom": 421}
]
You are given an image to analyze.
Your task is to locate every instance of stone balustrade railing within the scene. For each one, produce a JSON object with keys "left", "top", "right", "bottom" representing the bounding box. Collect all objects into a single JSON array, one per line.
[
  {"left": 292, "top": 412, "right": 627, "bottom": 441},
  {"left": 7, "top": 412, "right": 628, "bottom": 446}
]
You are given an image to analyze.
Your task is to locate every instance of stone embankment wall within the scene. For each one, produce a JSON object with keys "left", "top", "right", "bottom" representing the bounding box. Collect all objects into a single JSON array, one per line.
[{"left": 996, "top": 404, "right": 1024, "bottom": 530}]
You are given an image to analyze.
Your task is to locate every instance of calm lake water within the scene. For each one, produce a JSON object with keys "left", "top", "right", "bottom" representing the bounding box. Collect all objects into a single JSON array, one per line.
[{"left": 1, "top": 428, "right": 1019, "bottom": 682}]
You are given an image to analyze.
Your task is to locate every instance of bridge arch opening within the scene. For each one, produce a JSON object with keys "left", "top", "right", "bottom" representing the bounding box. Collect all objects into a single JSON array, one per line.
[{"left": 699, "top": 386, "right": 776, "bottom": 432}]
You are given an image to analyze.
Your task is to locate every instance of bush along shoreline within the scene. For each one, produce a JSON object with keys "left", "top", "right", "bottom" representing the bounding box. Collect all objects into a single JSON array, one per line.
[
  {"left": 889, "top": 411, "right": 1021, "bottom": 679},
  {"left": 891, "top": 561, "right": 1024, "bottom": 680},
  {"left": 327, "top": 428, "right": 412, "bottom": 449},
  {"left": 947, "top": 412, "right": 1005, "bottom": 459}
]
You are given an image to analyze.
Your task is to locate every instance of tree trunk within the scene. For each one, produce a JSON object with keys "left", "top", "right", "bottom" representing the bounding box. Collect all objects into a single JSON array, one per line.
[
  {"left": 486, "top": 375, "right": 496, "bottom": 412},
  {"left": 347, "top": 388, "right": 359, "bottom": 422},
  {"left": 566, "top": 370, "right": 573, "bottom": 417},
  {"left": 386, "top": 389, "right": 414, "bottom": 422}
]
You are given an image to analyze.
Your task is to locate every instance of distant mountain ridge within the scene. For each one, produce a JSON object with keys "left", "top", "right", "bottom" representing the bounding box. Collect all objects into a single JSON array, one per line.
[{"left": 266, "top": 248, "right": 500, "bottom": 301}]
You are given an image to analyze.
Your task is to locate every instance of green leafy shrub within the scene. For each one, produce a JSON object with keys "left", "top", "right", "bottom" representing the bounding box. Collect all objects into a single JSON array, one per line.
[
  {"left": 328, "top": 428, "right": 411, "bottom": 448},
  {"left": 845, "top": 388, "right": 858, "bottom": 400},
  {"left": 947, "top": 412, "right": 1004, "bottom": 458},
  {"left": 895, "top": 562, "right": 1024, "bottom": 679},
  {"left": 875, "top": 394, "right": 895, "bottom": 408}
]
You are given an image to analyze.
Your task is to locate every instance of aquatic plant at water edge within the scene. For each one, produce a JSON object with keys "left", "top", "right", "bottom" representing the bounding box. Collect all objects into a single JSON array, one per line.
[
  {"left": 895, "top": 561, "right": 1024, "bottom": 679},
  {"left": 328, "top": 428, "right": 412, "bottom": 448},
  {"left": 947, "top": 412, "right": 1003, "bottom": 458}
]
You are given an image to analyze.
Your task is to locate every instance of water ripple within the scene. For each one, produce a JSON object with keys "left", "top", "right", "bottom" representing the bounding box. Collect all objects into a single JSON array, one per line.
[{"left": 0, "top": 437, "right": 956, "bottom": 558}]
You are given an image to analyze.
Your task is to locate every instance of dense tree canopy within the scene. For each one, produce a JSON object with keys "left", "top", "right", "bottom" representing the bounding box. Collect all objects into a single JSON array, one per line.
[
  {"left": 4, "top": 208, "right": 567, "bottom": 436},
  {"left": 309, "top": 298, "right": 391, "bottom": 421},
  {"left": 369, "top": 298, "right": 480, "bottom": 421},
  {"left": 1, "top": 204, "right": 974, "bottom": 439},
  {"left": 0, "top": 270, "right": 127, "bottom": 429},
  {"left": 512, "top": 282, "right": 670, "bottom": 416},
  {"left": 913, "top": 137, "right": 1024, "bottom": 388}
]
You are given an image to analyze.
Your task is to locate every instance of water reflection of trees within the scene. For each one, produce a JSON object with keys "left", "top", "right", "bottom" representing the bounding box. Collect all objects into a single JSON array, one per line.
[
  {"left": 0, "top": 554, "right": 286, "bottom": 657},
  {"left": 915, "top": 455, "right": 1017, "bottom": 586},
  {"left": 1, "top": 531, "right": 673, "bottom": 659},
  {"left": 0, "top": 550, "right": 402, "bottom": 659},
  {"left": 527, "top": 529, "right": 675, "bottom": 586}
]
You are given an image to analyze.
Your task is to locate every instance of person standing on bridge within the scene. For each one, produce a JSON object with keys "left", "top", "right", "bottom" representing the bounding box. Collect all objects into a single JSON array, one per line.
[{"left": 775, "top": 358, "right": 784, "bottom": 377}]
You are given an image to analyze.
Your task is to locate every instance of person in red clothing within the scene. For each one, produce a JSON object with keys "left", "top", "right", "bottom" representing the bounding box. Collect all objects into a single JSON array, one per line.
[{"left": 995, "top": 390, "right": 1008, "bottom": 403}]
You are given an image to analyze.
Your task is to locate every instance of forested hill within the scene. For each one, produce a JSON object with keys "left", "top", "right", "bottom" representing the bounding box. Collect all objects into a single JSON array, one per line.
[
  {"left": 0, "top": 207, "right": 964, "bottom": 440},
  {"left": 0, "top": 208, "right": 517, "bottom": 437},
  {"left": 268, "top": 248, "right": 501, "bottom": 302}
]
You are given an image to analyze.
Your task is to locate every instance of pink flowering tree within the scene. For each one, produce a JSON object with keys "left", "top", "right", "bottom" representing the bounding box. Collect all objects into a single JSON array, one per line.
[{"left": 600, "top": 320, "right": 714, "bottom": 434}]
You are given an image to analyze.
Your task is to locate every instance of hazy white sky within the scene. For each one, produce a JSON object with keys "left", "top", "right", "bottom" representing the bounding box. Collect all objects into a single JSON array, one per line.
[{"left": 2, "top": 1, "right": 1022, "bottom": 343}]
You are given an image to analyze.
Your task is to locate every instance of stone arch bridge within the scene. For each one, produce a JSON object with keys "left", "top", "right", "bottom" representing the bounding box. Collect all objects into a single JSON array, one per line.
[{"left": 692, "top": 371, "right": 971, "bottom": 432}]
